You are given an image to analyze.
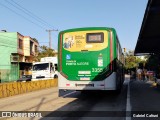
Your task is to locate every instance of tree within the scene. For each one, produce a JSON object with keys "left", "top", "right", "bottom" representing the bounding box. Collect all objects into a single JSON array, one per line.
[
  {"left": 124, "top": 50, "right": 146, "bottom": 69},
  {"left": 33, "top": 45, "right": 57, "bottom": 62},
  {"left": 32, "top": 38, "right": 39, "bottom": 43},
  {"left": 146, "top": 55, "right": 160, "bottom": 71}
]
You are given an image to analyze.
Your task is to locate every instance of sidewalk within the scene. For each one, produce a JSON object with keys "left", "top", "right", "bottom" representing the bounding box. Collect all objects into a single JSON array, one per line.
[
  {"left": 130, "top": 78, "right": 160, "bottom": 112},
  {"left": 132, "top": 77, "right": 157, "bottom": 87}
]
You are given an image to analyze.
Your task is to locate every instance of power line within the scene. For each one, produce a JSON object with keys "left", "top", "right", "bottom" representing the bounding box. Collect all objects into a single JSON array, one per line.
[
  {"left": 0, "top": 40, "right": 16, "bottom": 45},
  {"left": 0, "top": 34, "right": 49, "bottom": 47},
  {"left": 5, "top": 0, "right": 55, "bottom": 29},
  {"left": 38, "top": 42, "right": 49, "bottom": 43},
  {"left": 0, "top": 40, "right": 30, "bottom": 49},
  {"left": 0, "top": 1, "right": 59, "bottom": 48},
  {"left": 0, "top": 37, "right": 37, "bottom": 50},
  {"left": 11, "top": 0, "right": 55, "bottom": 28},
  {"left": 0, "top": 34, "right": 17, "bottom": 39},
  {"left": 0, "top": 2, "right": 46, "bottom": 30}
]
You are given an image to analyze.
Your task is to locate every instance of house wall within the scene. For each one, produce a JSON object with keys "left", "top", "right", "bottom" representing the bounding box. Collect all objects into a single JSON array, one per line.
[
  {"left": 0, "top": 32, "right": 18, "bottom": 82},
  {"left": 23, "top": 37, "right": 30, "bottom": 56}
]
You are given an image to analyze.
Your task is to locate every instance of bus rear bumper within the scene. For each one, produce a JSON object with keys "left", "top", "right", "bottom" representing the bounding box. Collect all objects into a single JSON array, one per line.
[{"left": 58, "top": 72, "right": 117, "bottom": 91}]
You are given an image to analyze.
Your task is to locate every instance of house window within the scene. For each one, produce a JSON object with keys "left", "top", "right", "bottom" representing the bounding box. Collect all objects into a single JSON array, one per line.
[
  {"left": 19, "top": 39, "right": 23, "bottom": 49},
  {"left": 35, "top": 45, "right": 38, "bottom": 52}
]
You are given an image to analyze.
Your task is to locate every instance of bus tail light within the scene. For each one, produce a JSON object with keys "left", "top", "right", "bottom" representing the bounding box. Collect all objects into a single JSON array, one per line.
[{"left": 66, "top": 84, "right": 70, "bottom": 86}]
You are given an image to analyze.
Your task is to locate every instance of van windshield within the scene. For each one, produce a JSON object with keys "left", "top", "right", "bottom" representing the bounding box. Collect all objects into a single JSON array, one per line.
[{"left": 33, "top": 63, "right": 49, "bottom": 71}]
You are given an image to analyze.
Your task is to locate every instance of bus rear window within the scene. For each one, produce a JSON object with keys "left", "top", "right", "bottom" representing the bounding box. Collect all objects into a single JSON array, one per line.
[{"left": 86, "top": 33, "right": 104, "bottom": 43}]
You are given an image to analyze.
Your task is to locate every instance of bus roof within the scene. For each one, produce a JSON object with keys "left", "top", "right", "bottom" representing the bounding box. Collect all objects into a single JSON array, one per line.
[{"left": 59, "top": 27, "right": 116, "bottom": 33}]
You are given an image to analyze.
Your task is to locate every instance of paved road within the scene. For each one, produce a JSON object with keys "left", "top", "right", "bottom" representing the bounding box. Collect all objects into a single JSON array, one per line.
[
  {"left": 130, "top": 79, "right": 160, "bottom": 120},
  {"left": 0, "top": 76, "right": 160, "bottom": 120}
]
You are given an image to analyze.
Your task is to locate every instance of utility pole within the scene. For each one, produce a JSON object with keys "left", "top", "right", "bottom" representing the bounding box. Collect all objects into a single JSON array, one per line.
[{"left": 46, "top": 29, "right": 58, "bottom": 49}]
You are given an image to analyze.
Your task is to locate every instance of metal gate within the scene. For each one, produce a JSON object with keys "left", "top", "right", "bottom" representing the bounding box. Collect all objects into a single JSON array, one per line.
[{"left": 0, "top": 63, "right": 19, "bottom": 83}]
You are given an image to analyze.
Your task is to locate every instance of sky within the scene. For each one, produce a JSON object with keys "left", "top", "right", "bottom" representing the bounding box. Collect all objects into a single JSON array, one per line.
[{"left": 0, "top": 0, "right": 148, "bottom": 51}]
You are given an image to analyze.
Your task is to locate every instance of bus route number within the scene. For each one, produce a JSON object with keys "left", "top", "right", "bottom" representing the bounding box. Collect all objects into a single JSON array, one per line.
[{"left": 92, "top": 68, "right": 103, "bottom": 73}]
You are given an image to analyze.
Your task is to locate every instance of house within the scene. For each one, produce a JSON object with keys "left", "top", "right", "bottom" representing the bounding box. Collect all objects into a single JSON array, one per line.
[{"left": 0, "top": 31, "right": 39, "bottom": 82}]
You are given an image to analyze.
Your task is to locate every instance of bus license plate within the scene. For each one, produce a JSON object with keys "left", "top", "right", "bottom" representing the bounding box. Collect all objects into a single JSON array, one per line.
[{"left": 80, "top": 77, "right": 90, "bottom": 80}]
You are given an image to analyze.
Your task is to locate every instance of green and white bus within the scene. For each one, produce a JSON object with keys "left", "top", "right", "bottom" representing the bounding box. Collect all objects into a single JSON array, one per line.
[{"left": 58, "top": 27, "right": 124, "bottom": 95}]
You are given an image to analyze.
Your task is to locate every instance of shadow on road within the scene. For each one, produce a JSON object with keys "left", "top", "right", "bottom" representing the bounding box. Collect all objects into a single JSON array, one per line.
[
  {"left": 40, "top": 83, "right": 128, "bottom": 119},
  {"left": 130, "top": 79, "right": 160, "bottom": 111}
]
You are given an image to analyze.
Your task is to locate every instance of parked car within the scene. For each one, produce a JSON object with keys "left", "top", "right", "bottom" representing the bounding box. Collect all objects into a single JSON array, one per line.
[
  {"left": 146, "top": 71, "right": 155, "bottom": 81},
  {"left": 17, "top": 75, "right": 32, "bottom": 82},
  {"left": 147, "top": 71, "right": 154, "bottom": 75}
]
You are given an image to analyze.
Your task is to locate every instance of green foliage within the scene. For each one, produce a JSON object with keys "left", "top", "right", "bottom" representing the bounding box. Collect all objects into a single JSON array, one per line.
[
  {"left": 146, "top": 55, "right": 159, "bottom": 71},
  {"left": 32, "top": 38, "right": 39, "bottom": 43},
  {"left": 34, "top": 45, "right": 57, "bottom": 61},
  {"left": 124, "top": 50, "right": 146, "bottom": 69}
]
